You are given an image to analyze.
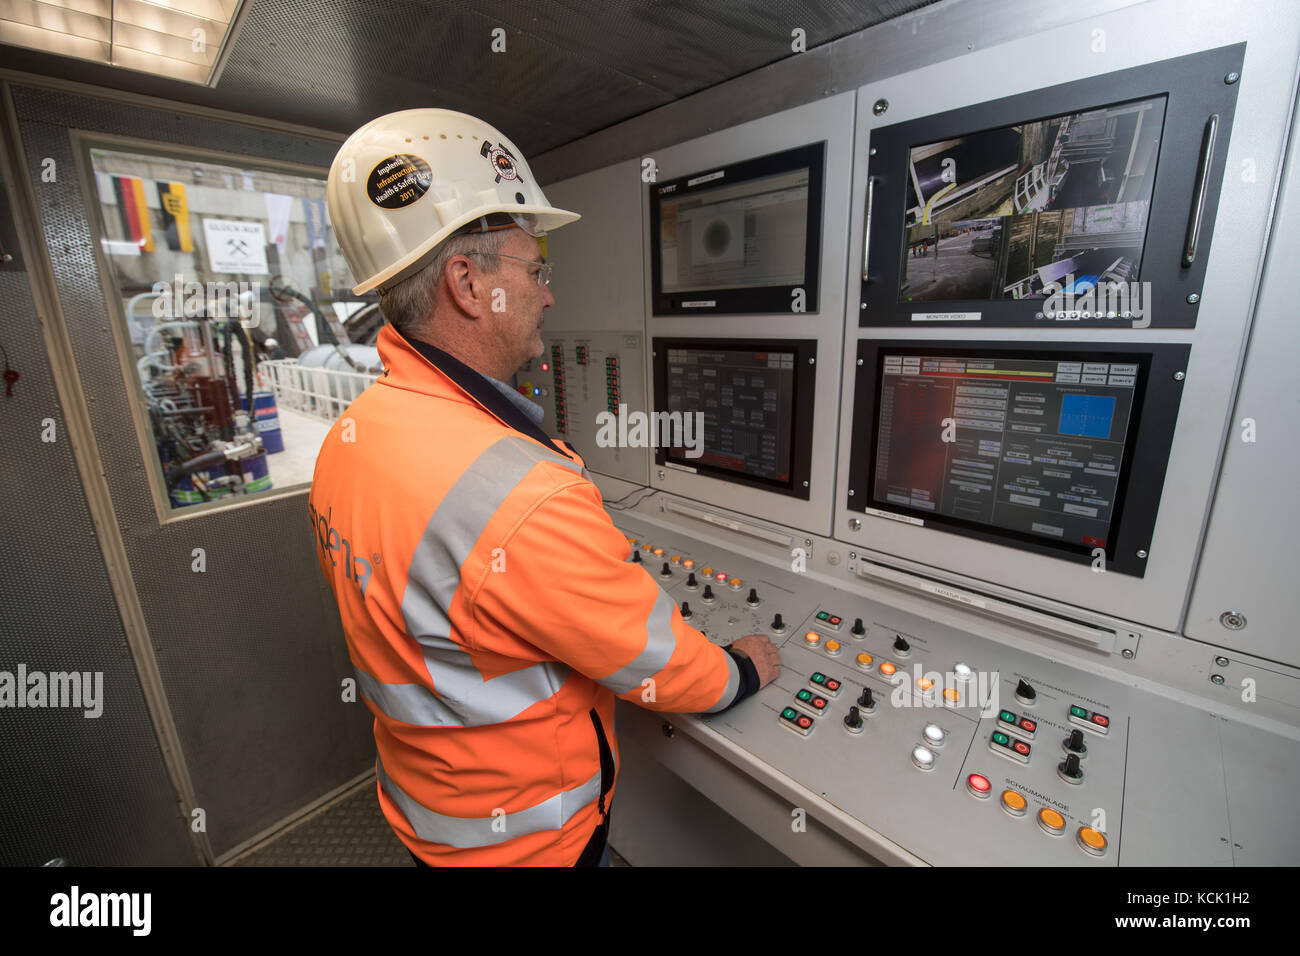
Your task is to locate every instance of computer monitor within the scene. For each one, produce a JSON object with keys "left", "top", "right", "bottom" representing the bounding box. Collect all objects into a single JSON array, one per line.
[
  {"left": 845, "top": 341, "right": 1190, "bottom": 576},
  {"left": 653, "top": 338, "right": 816, "bottom": 499},
  {"left": 859, "top": 44, "right": 1243, "bottom": 329},
  {"left": 650, "top": 142, "right": 825, "bottom": 314}
]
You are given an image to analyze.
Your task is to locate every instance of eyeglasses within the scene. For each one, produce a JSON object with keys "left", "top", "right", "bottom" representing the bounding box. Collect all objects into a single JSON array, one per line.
[{"left": 464, "top": 251, "right": 552, "bottom": 286}]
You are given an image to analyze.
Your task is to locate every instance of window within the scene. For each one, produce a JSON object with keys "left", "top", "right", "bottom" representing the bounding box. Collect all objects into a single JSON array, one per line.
[{"left": 85, "top": 142, "right": 383, "bottom": 514}]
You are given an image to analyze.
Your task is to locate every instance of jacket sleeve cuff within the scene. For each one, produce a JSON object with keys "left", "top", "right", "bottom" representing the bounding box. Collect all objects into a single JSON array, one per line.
[{"left": 708, "top": 647, "right": 761, "bottom": 712}]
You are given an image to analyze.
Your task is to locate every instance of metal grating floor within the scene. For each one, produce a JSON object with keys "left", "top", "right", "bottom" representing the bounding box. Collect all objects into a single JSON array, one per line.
[{"left": 230, "top": 777, "right": 629, "bottom": 867}]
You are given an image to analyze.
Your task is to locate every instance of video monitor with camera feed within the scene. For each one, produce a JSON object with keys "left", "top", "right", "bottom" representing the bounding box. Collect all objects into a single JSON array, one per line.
[
  {"left": 859, "top": 45, "right": 1243, "bottom": 328},
  {"left": 650, "top": 142, "right": 825, "bottom": 315},
  {"left": 652, "top": 338, "right": 816, "bottom": 499},
  {"left": 845, "top": 341, "right": 1191, "bottom": 576}
]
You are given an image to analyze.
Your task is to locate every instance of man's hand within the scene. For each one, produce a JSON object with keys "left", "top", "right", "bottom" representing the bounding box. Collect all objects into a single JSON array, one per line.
[{"left": 729, "top": 634, "right": 782, "bottom": 689}]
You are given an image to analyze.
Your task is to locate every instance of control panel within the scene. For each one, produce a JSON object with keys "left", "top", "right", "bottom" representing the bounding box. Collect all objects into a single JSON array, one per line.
[
  {"left": 612, "top": 509, "right": 1300, "bottom": 866},
  {"left": 516, "top": 331, "right": 647, "bottom": 484}
]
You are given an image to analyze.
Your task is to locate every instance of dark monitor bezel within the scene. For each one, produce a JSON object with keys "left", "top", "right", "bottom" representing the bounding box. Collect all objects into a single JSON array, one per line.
[
  {"left": 653, "top": 337, "right": 817, "bottom": 500},
  {"left": 650, "top": 142, "right": 826, "bottom": 315},
  {"left": 859, "top": 43, "right": 1243, "bottom": 330},
  {"left": 845, "top": 340, "right": 1191, "bottom": 577}
]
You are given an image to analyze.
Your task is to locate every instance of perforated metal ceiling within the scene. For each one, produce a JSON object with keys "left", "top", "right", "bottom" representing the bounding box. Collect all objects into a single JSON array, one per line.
[{"left": 0, "top": 0, "right": 939, "bottom": 152}]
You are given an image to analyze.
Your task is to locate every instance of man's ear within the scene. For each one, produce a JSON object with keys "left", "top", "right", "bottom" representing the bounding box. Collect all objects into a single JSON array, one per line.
[{"left": 444, "top": 255, "right": 485, "bottom": 318}]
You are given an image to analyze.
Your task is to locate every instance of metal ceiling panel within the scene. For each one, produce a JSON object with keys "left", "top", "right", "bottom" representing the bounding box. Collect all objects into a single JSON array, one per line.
[{"left": 0, "top": 0, "right": 940, "bottom": 151}]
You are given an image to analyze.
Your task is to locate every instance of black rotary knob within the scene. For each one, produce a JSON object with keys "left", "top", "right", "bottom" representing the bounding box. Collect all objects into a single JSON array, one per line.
[
  {"left": 746, "top": 588, "right": 759, "bottom": 606},
  {"left": 771, "top": 613, "right": 785, "bottom": 631},
  {"left": 680, "top": 601, "right": 692, "bottom": 619},
  {"left": 702, "top": 584, "right": 714, "bottom": 600},
  {"left": 1065, "top": 730, "right": 1088, "bottom": 755},
  {"left": 851, "top": 618, "right": 865, "bottom": 636},
  {"left": 631, "top": 550, "right": 642, "bottom": 563},
  {"left": 893, "top": 634, "right": 910, "bottom": 653},
  {"left": 686, "top": 572, "right": 697, "bottom": 588},
  {"left": 1015, "top": 678, "right": 1037, "bottom": 704},
  {"left": 660, "top": 562, "right": 672, "bottom": 577},
  {"left": 1058, "top": 753, "right": 1083, "bottom": 784},
  {"left": 857, "top": 687, "right": 875, "bottom": 710},
  {"left": 844, "top": 706, "right": 864, "bottom": 730}
]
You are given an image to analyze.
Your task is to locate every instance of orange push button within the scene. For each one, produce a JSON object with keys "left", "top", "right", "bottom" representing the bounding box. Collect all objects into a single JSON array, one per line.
[
  {"left": 825, "top": 640, "right": 841, "bottom": 656},
  {"left": 1001, "top": 790, "right": 1028, "bottom": 816},
  {"left": 1038, "top": 808, "right": 1066, "bottom": 836},
  {"left": 943, "top": 688, "right": 960, "bottom": 703},
  {"left": 917, "top": 677, "right": 934, "bottom": 692},
  {"left": 1077, "top": 826, "right": 1108, "bottom": 856},
  {"left": 879, "top": 661, "right": 897, "bottom": 677},
  {"left": 681, "top": 559, "right": 695, "bottom": 569},
  {"left": 804, "top": 631, "right": 821, "bottom": 646},
  {"left": 856, "top": 652, "right": 874, "bottom": 669}
]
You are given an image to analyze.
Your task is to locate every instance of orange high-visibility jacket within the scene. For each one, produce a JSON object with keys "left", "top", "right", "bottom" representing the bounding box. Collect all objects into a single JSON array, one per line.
[{"left": 309, "top": 325, "right": 759, "bottom": 866}]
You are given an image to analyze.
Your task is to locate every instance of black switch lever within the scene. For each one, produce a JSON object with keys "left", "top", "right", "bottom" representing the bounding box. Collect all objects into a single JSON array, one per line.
[{"left": 1016, "top": 678, "right": 1037, "bottom": 704}]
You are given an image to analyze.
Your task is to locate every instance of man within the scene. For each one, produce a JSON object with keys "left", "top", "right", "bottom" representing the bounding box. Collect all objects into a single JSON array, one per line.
[{"left": 311, "top": 109, "right": 782, "bottom": 867}]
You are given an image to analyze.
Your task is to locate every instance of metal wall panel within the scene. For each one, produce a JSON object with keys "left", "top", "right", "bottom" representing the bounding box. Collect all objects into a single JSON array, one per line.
[
  {"left": 9, "top": 84, "right": 375, "bottom": 859},
  {"left": 1184, "top": 86, "right": 1300, "bottom": 667},
  {"left": 0, "top": 151, "right": 193, "bottom": 865}
]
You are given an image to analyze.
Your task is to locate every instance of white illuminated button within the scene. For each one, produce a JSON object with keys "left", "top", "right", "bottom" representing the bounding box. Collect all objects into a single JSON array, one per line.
[
  {"left": 923, "top": 724, "right": 945, "bottom": 746},
  {"left": 954, "top": 662, "right": 973, "bottom": 681},
  {"left": 911, "top": 746, "right": 936, "bottom": 770}
]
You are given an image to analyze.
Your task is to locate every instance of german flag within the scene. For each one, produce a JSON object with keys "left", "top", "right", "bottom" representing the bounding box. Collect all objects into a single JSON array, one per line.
[
  {"left": 156, "top": 181, "right": 194, "bottom": 252},
  {"left": 112, "top": 175, "right": 155, "bottom": 253}
]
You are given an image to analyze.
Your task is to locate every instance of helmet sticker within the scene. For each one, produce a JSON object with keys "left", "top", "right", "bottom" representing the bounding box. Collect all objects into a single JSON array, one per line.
[
  {"left": 480, "top": 140, "right": 524, "bottom": 184},
  {"left": 367, "top": 154, "right": 433, "bottom": 209}
]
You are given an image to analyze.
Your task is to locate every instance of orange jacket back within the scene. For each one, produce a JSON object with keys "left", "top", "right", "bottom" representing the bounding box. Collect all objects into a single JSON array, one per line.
[{"left": 309, "top": 325, "right": 745, "bottom": 865}]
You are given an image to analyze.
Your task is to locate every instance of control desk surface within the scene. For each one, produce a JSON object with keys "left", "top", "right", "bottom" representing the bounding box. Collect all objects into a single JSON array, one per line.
[{"left": 610, "top": 511, "right": 1300, "bottom": 866}]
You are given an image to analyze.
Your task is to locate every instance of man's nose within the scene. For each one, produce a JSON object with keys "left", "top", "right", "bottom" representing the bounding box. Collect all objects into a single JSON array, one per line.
[{"left": 541, "top": 282, "right": 556, "bottom": 307}]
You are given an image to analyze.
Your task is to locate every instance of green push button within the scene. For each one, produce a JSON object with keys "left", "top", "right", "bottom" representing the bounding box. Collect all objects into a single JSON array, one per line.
[
  {"left": 811, "top": 672, "right": 826, "bottom": 684},
  {"left": 1071, "top": 705, "right": 1088, "bottom": 718},
  {"left": 999, "top": 710, "right": 1016, "bottom": 723},
  {"left": 782, "top": 708, "right": 798, "bottom": 720},
  {"left": 992, "top": 731, "right": 1010, "bottom": 745},
  {"left": 817, "top": 611, "right": 829, "bottom": 621},
  {"left": 796, "top": 689, "right": 812, "bottom": 701}
]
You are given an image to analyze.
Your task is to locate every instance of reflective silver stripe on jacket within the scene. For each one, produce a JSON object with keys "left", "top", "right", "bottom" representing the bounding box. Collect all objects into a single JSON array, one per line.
[
  {"left": 596, "top": 588, "right": 680, "bottom": 695},
  {"left": 377, "top": 756, "right": 602, "bottom": 849},
  {"left": 702, "top": 649, "right": 742, "bottom": 713},
  {"left": 361, "top": 436, "right": 583, "bottom": 727}
]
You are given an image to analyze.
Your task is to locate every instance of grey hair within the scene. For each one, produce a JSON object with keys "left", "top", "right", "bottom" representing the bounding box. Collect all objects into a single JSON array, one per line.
[{"left": 378, "top": 228, "right": 508, "bottom": 338}]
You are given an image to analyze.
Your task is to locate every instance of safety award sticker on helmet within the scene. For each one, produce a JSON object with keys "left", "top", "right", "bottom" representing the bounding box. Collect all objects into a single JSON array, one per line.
[{"left": 367, "top": 154, "right": 432, "bottom": 209}]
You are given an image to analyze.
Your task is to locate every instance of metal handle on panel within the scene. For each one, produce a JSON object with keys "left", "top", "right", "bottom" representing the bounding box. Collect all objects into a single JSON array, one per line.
[
  {"left": 1183, "top": 114, "right": 1218, "bottom": 267},
  {"left": 861, "top": 175, "right": 875, "bottom": 282}
]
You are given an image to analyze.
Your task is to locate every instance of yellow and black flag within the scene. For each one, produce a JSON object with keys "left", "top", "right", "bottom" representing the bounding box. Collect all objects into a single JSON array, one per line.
[
  {"left": 156, "top": 181, "right": 194, "bottom": 252},
  {"left": 111, "top": 175, "right": 155, "bottom": 252}
]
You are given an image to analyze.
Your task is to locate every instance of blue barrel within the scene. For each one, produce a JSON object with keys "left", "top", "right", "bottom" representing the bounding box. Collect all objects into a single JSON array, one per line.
[
  {"left": 242, "top": 390, "right": 284, "bottom": 453},
  {"left": 241, "top": 451, "right": 273, "bottom": 494},
  {"left": 170, "top": 474, "right": 234, "bottom": 508}
]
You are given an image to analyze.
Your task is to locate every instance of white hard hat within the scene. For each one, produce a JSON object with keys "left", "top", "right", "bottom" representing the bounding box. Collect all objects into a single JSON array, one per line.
[
  {"left": 264, "top": 337, "right": 278, "bottom": 347},
  {"left": 327, "top": 109, "right": 580, "bottom": 294}
]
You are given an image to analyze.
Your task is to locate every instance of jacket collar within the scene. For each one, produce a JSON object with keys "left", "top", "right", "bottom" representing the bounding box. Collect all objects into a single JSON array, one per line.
[{"left": 375, "top": 324, "right": 575, "bottom": 461}]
